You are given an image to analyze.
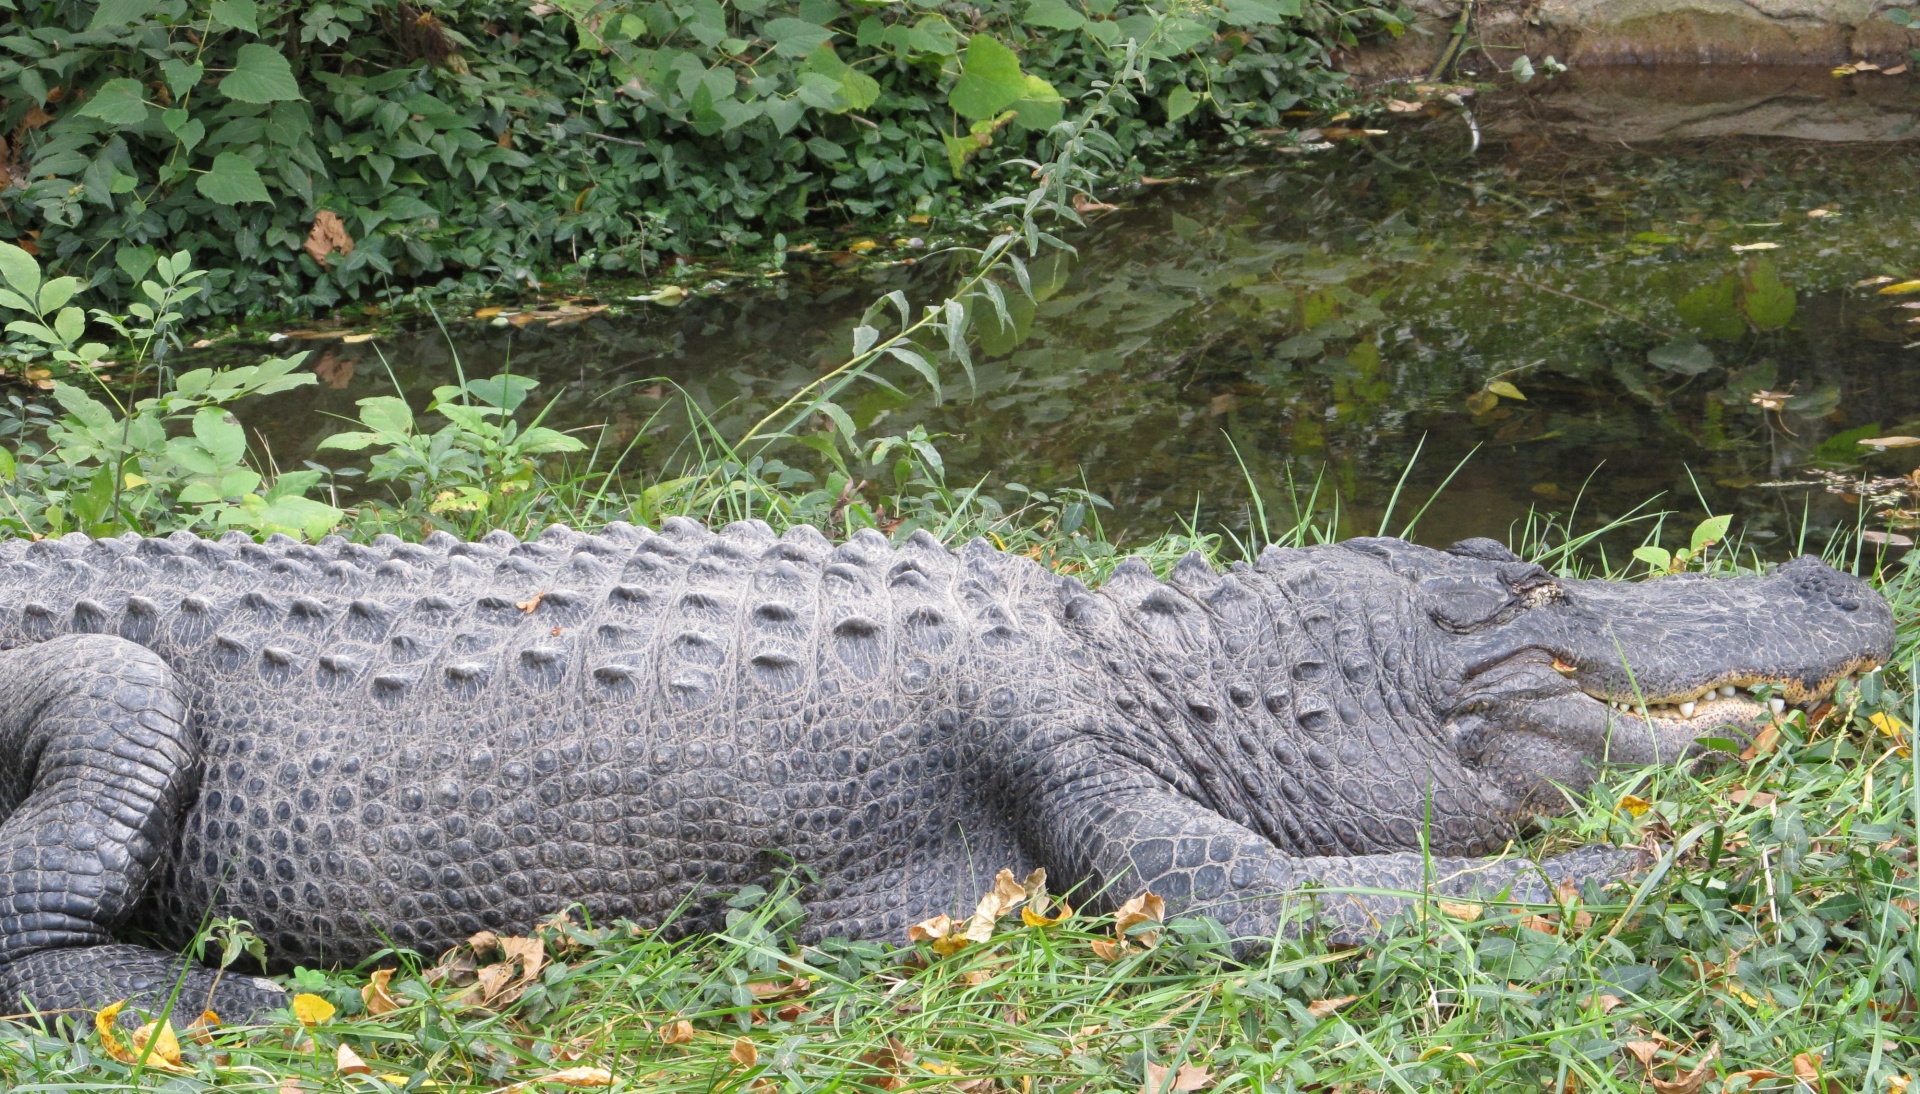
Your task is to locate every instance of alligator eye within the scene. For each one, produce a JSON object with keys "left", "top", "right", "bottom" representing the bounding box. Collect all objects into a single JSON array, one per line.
[{"left": 1552, "top": 657, "right": 1577, "bottom": 675}]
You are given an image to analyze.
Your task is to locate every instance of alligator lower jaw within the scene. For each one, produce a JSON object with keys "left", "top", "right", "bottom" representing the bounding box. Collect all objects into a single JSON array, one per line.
[{"left": 1571, "top": 661, "right": 1882, "bottom": 723}]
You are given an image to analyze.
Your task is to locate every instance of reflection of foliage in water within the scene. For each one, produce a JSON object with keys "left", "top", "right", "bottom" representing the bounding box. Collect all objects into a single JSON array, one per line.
[{"left": 207, "top": 114, "right": 1920, "bottom": 552}]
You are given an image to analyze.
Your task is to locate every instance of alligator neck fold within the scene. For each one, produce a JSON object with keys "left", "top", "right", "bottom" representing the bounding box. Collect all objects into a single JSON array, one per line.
[{"left": 1054, "top": 550, "right": 1513, "bottom": 859}]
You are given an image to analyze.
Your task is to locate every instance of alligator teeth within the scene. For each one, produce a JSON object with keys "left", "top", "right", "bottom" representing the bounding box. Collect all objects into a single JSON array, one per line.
[
  {"left": 1720, "top": 685, "right": 1736, "bottom": 698},
  {"left": 1679, "top": 701, "right": 1696, "bottom": 717},
  {"left": 1770, "top": 697, "right": 1786, "bottom": 715}
]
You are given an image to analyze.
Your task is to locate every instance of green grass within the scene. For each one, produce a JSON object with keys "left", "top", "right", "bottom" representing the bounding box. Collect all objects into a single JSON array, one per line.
[{"left": 1, "top": 482, "right": 1917, "bottom": 1094}]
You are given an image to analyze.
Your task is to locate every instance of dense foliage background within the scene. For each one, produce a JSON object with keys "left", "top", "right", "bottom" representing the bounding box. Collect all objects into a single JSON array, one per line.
[{"left": 0, "top": 0, "right": 1403, "bottom": 319}]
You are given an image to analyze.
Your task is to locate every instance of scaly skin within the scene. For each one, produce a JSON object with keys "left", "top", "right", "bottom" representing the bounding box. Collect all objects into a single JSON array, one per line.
[{"left": 0, "top": 521, "right": 1892, "bottom": 1025}]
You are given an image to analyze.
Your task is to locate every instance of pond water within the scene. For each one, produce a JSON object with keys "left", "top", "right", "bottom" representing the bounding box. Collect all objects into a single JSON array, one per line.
[{"left": 211, "top": 66, "right": 1920, "bottom": 557}]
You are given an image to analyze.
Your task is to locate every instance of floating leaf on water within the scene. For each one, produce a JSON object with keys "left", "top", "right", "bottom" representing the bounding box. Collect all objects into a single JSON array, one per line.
[
  {"left": 1878, "top": 280, "right": 1920, "bottom": 295},
  {"left": 1647, "top": 338, "right": 1716, "bottom": 375},
  {"left": 1728, "top": 241, "right": 1780, "bottom": 252},
  {"left": 1741, "top": 257, "right": 1796, "bottom": 329},
  {"left": 1486, "top": 381, "right": 1525, "bottom": 401}
]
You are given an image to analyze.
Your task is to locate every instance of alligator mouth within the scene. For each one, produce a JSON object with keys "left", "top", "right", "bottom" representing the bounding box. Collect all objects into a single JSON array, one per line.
[{"left": 1555, "top": 657, "right": 1883, "bottom": 726}]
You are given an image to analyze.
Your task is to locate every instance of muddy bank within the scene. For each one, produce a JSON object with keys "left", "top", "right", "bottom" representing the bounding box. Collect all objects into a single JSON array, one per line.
[
  {"left": 1341, "top": 0, "right": 1920, "bottom": 76},
  {"left": 1475, "top": 65, "right": 1920, "bottom": 141}
]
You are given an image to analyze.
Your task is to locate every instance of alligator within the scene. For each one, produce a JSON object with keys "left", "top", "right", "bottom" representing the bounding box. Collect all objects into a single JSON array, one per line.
[{"left": 0, "top": 521, "right": 1892, "bottom": 1024}]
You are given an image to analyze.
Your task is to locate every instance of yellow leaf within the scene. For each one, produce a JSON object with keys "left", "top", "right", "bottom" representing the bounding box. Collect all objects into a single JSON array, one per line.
[
  {"left": 96, "top": 1002, "right": 134, "bottom": 1064},
  {"left": 1464, "top": 389, "right": 1498, "bottom": 414},
  {"left": 488, "top": 1067, "right": 616, "bottom": 1093},
  {"left": 1617, "top": 794, "right": 1652, "bottom": 817},
  {"left": 292, "top": 993, "right": 337, "bottom": 1026},
  {"left": 340, "top": 332, "right": 377, "bottom": 344},
  {"left": 122, "top": 472, "right": 148, "bottom": 488},
  {"left": 1887, "top": 1075, "right": 1910, "bottom": 1093},
  {"left": 1870, "top": 711, "right": 1908, "bottom": 738},
  {"left": 907, "top": 214, "right": 931, "bottom": 225},
  {"left": 1486, "top": 381, "right": 1526, "bottom": 401},
  {"left": 848, "top": 239, "right": 879, "bottom": 254},
  {"left": 132, "top": 1020, "right": 190, "bottom": 1072},
  {"left": 474, "top": 306, "right": 505, "bottom": 319},
  {"left": 1877, "top": 280, "right": 1920, "bottom": 295},
  {"left": 1022, "top": 899, "right": 1072, "bottom": 927},
  {"left": 648, "top": 285, "right": 687, "bottom": 306}
]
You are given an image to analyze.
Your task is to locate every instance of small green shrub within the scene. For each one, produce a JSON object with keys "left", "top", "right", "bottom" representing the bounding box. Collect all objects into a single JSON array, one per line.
[{"left": 0, "top": 0, "right": 1404, "bottom": 320}]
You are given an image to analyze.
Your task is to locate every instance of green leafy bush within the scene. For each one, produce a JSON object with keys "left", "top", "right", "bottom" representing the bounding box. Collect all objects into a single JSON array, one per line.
[{"left": 0, "top": 0, "right": 1402, "bottom": 319}]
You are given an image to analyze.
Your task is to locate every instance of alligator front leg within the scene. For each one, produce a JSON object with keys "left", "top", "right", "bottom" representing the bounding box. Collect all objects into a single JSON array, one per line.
[
  {"left": 1031, "top": 782, "right": 1637, "bottom": 946},
  {"left": 0, "top": 636, "right": 284, "bottom": 1028}
]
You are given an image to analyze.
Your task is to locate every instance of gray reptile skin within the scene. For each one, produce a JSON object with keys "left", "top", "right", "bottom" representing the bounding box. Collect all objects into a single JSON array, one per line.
[{"left": 0, "top": 520, "right": 1893, "bottom": 1024}]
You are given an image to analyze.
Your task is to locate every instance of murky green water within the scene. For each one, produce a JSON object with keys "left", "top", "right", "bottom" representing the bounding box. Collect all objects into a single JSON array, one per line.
[{"left": 216, "top": 67, "right": 1920, "bottom": 554}]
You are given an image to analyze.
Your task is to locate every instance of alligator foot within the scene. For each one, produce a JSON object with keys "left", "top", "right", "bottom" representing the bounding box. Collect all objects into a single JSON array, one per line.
[
  {"left": 0, "top": 636, "right": 265, "bottom": 1029},
  {"left": 0, "top": 945, "right": 286, "bottom": 1030}
]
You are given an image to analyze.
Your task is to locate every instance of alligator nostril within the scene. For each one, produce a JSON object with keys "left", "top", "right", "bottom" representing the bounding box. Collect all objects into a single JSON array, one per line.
[{"left": 1837, "top": 598, "right": 1860, "bottom": 612}]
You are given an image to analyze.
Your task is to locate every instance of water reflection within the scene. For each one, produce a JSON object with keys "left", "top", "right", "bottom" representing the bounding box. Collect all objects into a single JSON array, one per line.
[{"left": 215, "top": 69, "right": 1920, "bottom": 556}]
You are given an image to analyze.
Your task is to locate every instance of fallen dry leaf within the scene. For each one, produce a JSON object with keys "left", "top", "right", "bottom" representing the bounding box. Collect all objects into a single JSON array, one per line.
[
  {"left": 659, "top": 1019, "right": 694, "bottom": 1045},
  {"left": 304, "top": 211, "right": 355, "bottom": 269},
  {"left": 1072, "top": 193, "right": 1119, "bottom": 214},
  {"left": 1437, "top": 900, "right": 1483, "bottom": 921},
  {"left": 1623, "top": 1041, "right": 1662, "bottom": 1069},
  {"left": 1592, "top": 993, "right": 1625, "bottom": 1013},
  {"left": 731, "top": 1038, "right": 759, "bottom": 1067},
  {"left": 1650, "top": 1044, "right": 1719, "bottom": 1094},
  {"left": 1306, "top": 994, "right": 1359, "bottom": 1018},
  {"left": 486, "top": 1067, "right": 616, "bottom": 1093},
  {"left": 1728, "top": 789, "right": 1776, "bottom": 809},
  {"left": 1741, "top": 722, "right": 1783, "bottom": 761},
  {"left": 1143, "top": 1061, "right": 1213, "bottom": 1094},
  {"left": 1618, "top": 794, "right": 1652, "bottom": 817},
  {"left": 336, "top": 1043, "right": 372, "bottom": 1076},
  {"left": 1114, "top": 892, "right": 1167, "bottom": 945},
  {"left": 1089, "top": 937, "right": 1129, "bottom": 961},
  {"left": 1859, "top": 436, "right": 1920, "bottom": 448},
  {"left": 363, "top": 968, "right": 401, "bottom": 1016}
]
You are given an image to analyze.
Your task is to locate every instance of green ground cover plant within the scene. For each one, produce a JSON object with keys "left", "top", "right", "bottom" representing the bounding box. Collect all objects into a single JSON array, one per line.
[{"left": 0, "top": 0, "right": 1403, "bottom": 329}]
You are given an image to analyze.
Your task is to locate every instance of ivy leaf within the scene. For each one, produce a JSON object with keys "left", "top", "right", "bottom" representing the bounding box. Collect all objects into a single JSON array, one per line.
[
  {"left": 1022, "top": 0, "right": 1086, "bottom": 30},
  {"left": 949, "top": 34, "right": 1027, "bottom": 122},
  {"left": 78, "top": 79, "right": 150, "bottom": 126},
  {"left": 764, "top": 17, "right": 834, "bottom": 58},
  {"left": 219, "top": 44, "right": 304, "bottom": 104},
  {"left": 1164, "top": 85, "right": 1199, "bottom": 123},
  {"left": 196, "top": 152, "right": 270, "bottom": 204},
  {"left": 161, "top": 59, "right": 204, "bottom": 99},
  {"left": 1740, "top": 257, "right": 1796, "bottom": 331},
  {"left": 1012, "top": 74, "right": 1064, "bottom": 130},
  {"left": 209, "top": 0, "right": 259, "bottom": 33}
]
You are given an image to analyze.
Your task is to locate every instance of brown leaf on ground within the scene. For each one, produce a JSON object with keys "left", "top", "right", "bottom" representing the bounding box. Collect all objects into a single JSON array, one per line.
[
  {"left": 1143, "top": 1062, "right": 1213, "bottom": 1094},
  {"left": 487, "top": 1067, "right": 616, "bottom": 1093},
  {"left": 1728, "top": 789, "right": 1776, "bottom": 809},
  {"left": 363, "top": 968, "right": 401, "bottom": 1016},
  {"left": 1741, "top": 723, "right": 1782, "bottom": 761},
  {"left": 861, "top": 1037, "right": 914, "bottom": 1091},
  {"left": 1072, "top": 193, "right": 1119, "bottom": 214},
  {"left": 747, "top": 976, "right": 809, "bottom": 1002},
  {"left": 1307, "top": 994, "right": 1360, "bottom": 1018},
  {"left": 1623, "top": 1041, "right": 1662, "bottom": 1069},
  {"left": 1115, "top": 892, "right": 1167, "bottom": 945},
  {"left": 658, "top": 1019, "right": 694, "bottom": 1045},
  {"left": 1437, "top": 900, "right": 1482, "bottom": 921},
  {"left": 1591, "top": 993, "right": 1624, "bottom": 1013},
  {"left": 336, "top": 1043, "right": 372, "bottom": 1076},
  {"left": 304, "top": 211, "right": 355, "bottom": 269},
  {"left": 730, "top": 1038, "right": 759, "bottom": 1067},
  {"left": 1650, "top": 1045, "right": 1719, "bottom": 1094},
  {"left": 1090, "top": 937, "right": 1129, "bottom": 961}
]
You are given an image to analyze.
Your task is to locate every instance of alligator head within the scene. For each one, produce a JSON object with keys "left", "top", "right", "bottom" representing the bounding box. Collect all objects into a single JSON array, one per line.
[{"left": 1384, "top": 537, "right": 1896, "bottom": 810}]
